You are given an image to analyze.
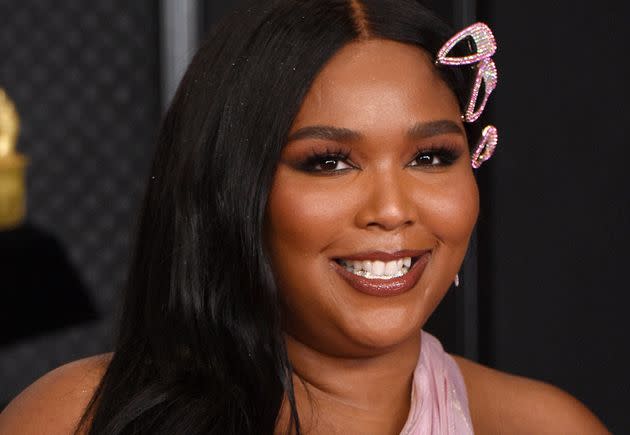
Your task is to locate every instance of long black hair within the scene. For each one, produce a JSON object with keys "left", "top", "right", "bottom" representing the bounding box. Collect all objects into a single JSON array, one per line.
[{"left": 78, "top": 1, "right": 470, "bottom": 433}]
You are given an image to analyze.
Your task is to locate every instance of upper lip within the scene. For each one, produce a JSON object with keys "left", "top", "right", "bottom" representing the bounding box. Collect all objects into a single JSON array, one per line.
[{"left": 333, "top": 249, "right": 430, "bottom": 262}]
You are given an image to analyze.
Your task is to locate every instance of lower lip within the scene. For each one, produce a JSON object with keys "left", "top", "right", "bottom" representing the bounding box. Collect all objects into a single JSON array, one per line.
[{"left": 332, "top": 253, "right": 431, "bottom": 297}]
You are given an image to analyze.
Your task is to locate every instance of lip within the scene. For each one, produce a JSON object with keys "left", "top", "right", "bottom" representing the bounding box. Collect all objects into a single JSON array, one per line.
[{"left": 331, "top": 250, "right": 431, "bottom": 297}]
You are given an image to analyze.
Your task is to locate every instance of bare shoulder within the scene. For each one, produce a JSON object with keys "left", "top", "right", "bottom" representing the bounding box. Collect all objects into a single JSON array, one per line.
[
  {"left": 0, "top": 353, "right": 112, "bottom": 435},
  {"left": 451, "top": 355, "right": 610, "bottom": 435}
]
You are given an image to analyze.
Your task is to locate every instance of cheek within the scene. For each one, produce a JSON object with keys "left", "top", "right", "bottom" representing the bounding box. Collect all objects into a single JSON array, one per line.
[
  {"left": 411, "top": 170, "right": 479, "bottom": 315},
  {"left": 266, "top": 169, "right": 352, "bottom": 258},
  {"left": 265, "top": 168, "right": 349, "bottom": 340},
  {"left": 413, "top": 171, "right": 479, "bottom": 246},
  {"left": 264, "top": 168, "right": 343, "bottom": 311}
]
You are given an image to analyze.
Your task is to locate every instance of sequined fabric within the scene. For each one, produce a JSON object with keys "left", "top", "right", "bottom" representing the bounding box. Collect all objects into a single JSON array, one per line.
[{"left": 399, "top": 331, "right": 474, "bottom": 434}]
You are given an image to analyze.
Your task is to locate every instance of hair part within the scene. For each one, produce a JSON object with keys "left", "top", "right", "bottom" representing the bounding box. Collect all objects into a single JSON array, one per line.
[{"left": 349, "top": 0, "right": 371, "bottom": 39}]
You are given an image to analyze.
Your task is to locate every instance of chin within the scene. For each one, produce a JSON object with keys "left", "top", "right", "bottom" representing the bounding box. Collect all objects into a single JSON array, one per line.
[{"left": 338, "top": 305, "right": 426, "bottom": 354}]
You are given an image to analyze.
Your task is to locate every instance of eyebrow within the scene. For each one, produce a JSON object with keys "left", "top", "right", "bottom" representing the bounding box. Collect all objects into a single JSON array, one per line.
[
  {"left": 408, "top": 120, "right": 465, "bottom": 139},
  {"left": 287, "top": 125, "right": 361, "bottom": 142},
  {"left": 286, "top": 120, "right": 464, "bottom": 143}
]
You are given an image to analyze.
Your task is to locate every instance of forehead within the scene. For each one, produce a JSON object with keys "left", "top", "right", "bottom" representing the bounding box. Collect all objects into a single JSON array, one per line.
[{"left": 291, "top": 39, "right": 461, "bottom": 133}]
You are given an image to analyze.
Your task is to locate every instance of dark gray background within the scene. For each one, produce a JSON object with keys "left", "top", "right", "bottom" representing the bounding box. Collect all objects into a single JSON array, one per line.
[
  {"left": 1, "top": 0, "right": 627, "bottom": 433},
  {"left": 477, "top": 1, "right": 630, "bottom": 432}
]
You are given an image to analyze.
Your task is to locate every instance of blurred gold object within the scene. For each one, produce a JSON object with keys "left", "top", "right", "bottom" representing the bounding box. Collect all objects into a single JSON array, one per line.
[{"left": 0, "top": 89, "right": 28, "bottom": 230}]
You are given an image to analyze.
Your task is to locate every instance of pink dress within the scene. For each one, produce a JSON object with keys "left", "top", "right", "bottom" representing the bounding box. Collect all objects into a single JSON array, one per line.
[{"left": 399, "top": 331, "right": 474, "bottom": 434}]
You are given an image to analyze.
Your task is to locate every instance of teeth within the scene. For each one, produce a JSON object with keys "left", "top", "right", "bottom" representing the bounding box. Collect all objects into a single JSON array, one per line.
[
  {"left": 384, "top": 261, "right": 398, "bottom": 275},
  {"left": 372, "top": 261, "right": 385, "bottom": 275},
  {"left": 339, "top": 257, "right": 413, "bottom": 280}
]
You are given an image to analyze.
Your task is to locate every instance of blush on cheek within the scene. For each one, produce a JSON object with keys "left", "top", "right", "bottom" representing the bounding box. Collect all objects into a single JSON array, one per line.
[
  {"left": 419, "top": 176, "right": 479, "bottom": 244},
  {"left": 436, "top": 196, "right": 479, "bottom": 244},
  {"left": 267, "top": 171, "right": 354, "bottom": 253}
]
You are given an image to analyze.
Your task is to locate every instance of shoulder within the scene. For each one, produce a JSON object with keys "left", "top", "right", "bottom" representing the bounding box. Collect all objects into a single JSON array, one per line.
[
  {"left": 451, "top": 355, "right": 610, "bottom": 435},
  {"left": 0, "top": 353, "right": 112, "bottom": 435}
]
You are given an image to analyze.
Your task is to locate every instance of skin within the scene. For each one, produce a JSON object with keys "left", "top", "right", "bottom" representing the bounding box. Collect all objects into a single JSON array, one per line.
[{"left": 0, "top": 39, "right": 610, "bottom": 435}]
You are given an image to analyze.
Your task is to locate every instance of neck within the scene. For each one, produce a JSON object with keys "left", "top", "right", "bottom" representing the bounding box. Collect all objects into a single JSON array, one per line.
[{"left": 276, "top": 332, "right": 422, "bottom": 435}]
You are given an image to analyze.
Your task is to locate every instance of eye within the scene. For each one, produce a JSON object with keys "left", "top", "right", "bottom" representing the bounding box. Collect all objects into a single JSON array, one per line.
[
  {"left": 312, "top": 155, "right": 353, "bottom": 172},
  {"left": 296, "top": 149, "right": 355, "bottom": 173},
  {"left": 409, "top": 146, "right": 460, "bottom": 168}
]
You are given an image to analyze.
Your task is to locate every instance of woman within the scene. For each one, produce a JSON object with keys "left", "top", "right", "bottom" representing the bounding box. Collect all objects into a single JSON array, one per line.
[{"left": 0, "top": 0, "right": 609, "bottom": 433}]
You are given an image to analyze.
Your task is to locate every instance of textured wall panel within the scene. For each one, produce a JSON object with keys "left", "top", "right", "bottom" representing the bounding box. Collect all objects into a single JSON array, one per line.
[{"left": 0, "top": 0, "right": 160, "bottom": 405}]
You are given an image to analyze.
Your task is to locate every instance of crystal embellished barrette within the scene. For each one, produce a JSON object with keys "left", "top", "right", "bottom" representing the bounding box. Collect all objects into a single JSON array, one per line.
[
  {"left": 436, "top": 22, "right": 499, "bottom": 168},
  {"left": 465, "top": 58, "right": 497, "bottom": 123},
  {"left": 436, "top": 22, "right": 497, "bottom": 66},
  {"left": 471, "top": 125, "right": 498, "bottom": 169}
]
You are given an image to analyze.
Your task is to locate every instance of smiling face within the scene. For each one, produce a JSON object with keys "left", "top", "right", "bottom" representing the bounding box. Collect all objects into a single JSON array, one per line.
[{"left": 265, "top": 39, "right": 479, "bottom": 358}]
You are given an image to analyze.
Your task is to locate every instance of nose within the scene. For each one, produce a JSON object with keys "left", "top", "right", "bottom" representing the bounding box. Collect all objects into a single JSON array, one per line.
[{"left": 354, "top": 169, "right": 416, "bottom": 231}]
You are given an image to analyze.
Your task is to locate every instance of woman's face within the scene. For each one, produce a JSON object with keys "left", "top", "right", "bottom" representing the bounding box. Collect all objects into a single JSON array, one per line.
[{"left": 265, "top": 39, "right": 479, "bottom": 357}]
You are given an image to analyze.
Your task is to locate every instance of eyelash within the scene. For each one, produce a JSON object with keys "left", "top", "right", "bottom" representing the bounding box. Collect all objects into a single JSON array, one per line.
[
  {"left": 296, "top": 145, "right": 461, "bottom": 173},
  {"left": 297, "top": 147, "right": 353, "bottom": 173},
  {"left": 410, "top": 144, "right": 461, "bottom": 168}
]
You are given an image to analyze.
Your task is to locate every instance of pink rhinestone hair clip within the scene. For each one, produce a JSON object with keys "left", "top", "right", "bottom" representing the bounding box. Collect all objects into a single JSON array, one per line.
[
  {"left": 437, "top": 22, "right": 497, "bottom": 66},
  {"left": 465, "top": 58, "right": 497, "bottom": 123},
  {"left": 471, "top": 125, "right": 498, "bottom": 169},
  {"left": 436, "top": 22, "right": 499, "bottom": 168}
]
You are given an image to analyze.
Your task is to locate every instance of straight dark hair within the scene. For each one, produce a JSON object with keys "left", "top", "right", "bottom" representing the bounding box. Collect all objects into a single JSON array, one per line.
[{"left": 78, "top": 1, "right": 470, "bottom": 433}]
